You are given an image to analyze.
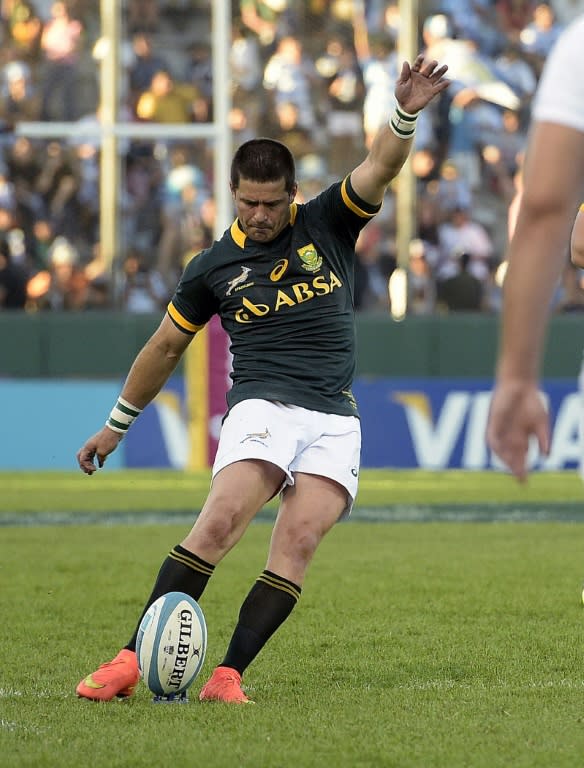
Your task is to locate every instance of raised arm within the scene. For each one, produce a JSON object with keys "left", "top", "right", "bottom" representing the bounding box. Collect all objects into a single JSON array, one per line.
[{"left": 350, "top": 55, "right": 449, "bottom": 206}]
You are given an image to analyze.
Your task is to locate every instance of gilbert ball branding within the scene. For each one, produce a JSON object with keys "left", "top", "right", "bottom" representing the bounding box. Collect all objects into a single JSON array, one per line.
[{"left": 137, "top": 591, "right": 207, "bottom": 697}]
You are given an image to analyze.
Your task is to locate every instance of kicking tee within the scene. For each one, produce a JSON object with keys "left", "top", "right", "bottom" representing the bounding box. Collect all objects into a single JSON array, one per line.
[{"left": 167, "top": 175, "right": 380, "bottom": 417}]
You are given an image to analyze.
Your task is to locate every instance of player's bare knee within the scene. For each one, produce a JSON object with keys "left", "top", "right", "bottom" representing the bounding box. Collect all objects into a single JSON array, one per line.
[
  {"left": 188, "top": 497, "right": 254, "bottom": 553},
  {"left": 285, "top": 523, "right": 323, "bottom": 566}
]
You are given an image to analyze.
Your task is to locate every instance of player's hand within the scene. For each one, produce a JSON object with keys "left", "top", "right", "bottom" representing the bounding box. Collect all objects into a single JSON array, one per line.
[
  {"left": 394, "top": 55, "right": 449, "bottom": 114},
  {"left": 486, "top": 381, "right": 550, "bottom": 482},
  {"left": 76, "top": 426, "right": 123, "bottom": 475}
]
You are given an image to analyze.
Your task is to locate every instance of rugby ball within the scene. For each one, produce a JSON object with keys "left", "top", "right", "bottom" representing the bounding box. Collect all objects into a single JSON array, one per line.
[{"left": 136, "top": 591, "right": 207, "bottom": 696}]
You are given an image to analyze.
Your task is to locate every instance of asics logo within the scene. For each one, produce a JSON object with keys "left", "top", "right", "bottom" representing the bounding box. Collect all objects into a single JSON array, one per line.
[{"left": 270, "top": 259, "right": 288, "bottom": 281}]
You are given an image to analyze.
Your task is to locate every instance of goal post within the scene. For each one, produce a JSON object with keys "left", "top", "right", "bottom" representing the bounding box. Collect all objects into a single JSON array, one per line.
[{"left": 15, "top": 0, "right": 232, "bottom": 471}]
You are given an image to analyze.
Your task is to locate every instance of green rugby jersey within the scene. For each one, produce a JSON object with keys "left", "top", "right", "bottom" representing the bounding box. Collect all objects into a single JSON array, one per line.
[{"left": 167, "top": 175, "right": 380, "bottom": 417}]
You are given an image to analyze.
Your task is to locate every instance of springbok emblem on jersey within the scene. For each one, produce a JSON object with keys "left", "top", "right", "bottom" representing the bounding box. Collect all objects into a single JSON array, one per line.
[
  {"left": 226, "top": 266, "right": 252, "bottom": 295},
  {"left": 297, "top": 244, "right": 322, "bottom": 273}
]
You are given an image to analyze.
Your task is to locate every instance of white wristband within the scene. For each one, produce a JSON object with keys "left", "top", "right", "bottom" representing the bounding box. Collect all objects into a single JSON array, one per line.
[
  {"left": 106, "top": 396, "right": 143, "bottom": 434},
  {"left": 389, "top": 105, "right": 420, "bottom": 139}
]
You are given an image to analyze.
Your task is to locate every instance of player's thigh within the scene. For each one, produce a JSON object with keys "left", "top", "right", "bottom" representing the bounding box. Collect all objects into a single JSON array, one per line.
[
  {"left": 201, "top": 458, "right": 285, "bottom": 522},
  {"left": 183, "top": 459, "right": 285, "bottom": 554}
]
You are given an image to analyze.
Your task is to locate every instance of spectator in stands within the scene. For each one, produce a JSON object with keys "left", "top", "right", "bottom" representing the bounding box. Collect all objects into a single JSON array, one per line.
[
  {"left": 0, "top": 235, "right": 27, "bottom": 308},
  {"left": 39, "top": 1, "right": 84, "bottom": 121},
  {"left": 0, "top": 60, "right": 41, "bottom": 129},
  {"left": 438, "top": 0, "right": 503, "bottom": 55},
  {"left": 295, "top": 152, "right": 328, "bottom": 202},
  {"left": 268, "top": 100, "right": 319, "bottom": 164},
  {"left": 263, "top": 36, "right": 316, "bottom": 134},
  {"left": 352, "top": 7, "right": 398, "bottom": 150},
  {"left": 25, "top": 233, "right": 80, "bottom": 309},
  {"left": 4, "top": 0, "right": 42, "bottom": 64},
  {"left": 407, "top": 238, "right": 436, "bottom": 315},
  {"left": 354, "top": 220, "right": 395, "bottom": 311},
  {"left": 127, "top": 33, "right": 169, "bottom": 113},
  {"left": 239, "top": 0, "right": 289, "bottom": 53},
  {"left": 0, "top": 2, "right": 564, "bottom": 317},
  {"left": 437, "top": 251, "right": 484, "bottom": 312},
  {"left": 229, "top": 21, "right": 263, "bottom": 143},
  {"left": 126, "top": 0, "right": 159, "bottom": 35},
  {"left": 478, "top": 143, "right": 518, "bottom": 253},
  {"left": 120, "top": 247, "right": 168, "bottom": 313},
  {"left": 230, "top": 20, "right": 262, "bottom": 94},
  {"left": 4, "top": 135, "right": 41, "bottom": 190},
  {"left": 435, "top": 159, "right": 472, "bottom": 216},
  {"left": 494, "top": 0, "right": 535, "bottom": 44},
  {"left": 0, "top": 169, "right": 15, "bottom": 211},
  {"left": 183, "top": 42, "right": 213, "bottom": 118},
  {"left": 83, "top": 274, "right": 110, "bottom": 309},
  {"left": 35, "top": 139, "right": 77, "bottom": 215},
  {"left": 123, "top": 147, "right": 163, "bottom": 253},
  {"left": 157, "top": 145, "right": 210, "bottom": 287},
  {"left": 488, "top": 108, "right": 526, "bottom": 176},
  {"left": 493, "top": 42, "right": 537, "bottom": 105},
  {"left": 28, "top": 216, "right": 55, "bottom": 273},
  {"left": 518, "top": 2, "right": 563, "bottom": 75},
  {"left": 135, "top": 68, "right": 207, "bottom": 123},
  {"left": 437, "top": 204, "right": 494, "bottom": 282},
  {"left": 316, "top": 35, "right": 365, "bottom": 176}
]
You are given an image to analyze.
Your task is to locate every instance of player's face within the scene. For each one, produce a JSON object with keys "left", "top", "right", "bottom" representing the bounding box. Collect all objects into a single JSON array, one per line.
[{"left": 231, "top": 176, "right": 296, "bottom": 242}]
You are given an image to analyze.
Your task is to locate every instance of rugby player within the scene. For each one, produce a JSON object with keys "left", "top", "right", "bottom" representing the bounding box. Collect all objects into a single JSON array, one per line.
[{"left": 76, "top": 54, "right": 449, "bottom": 704}]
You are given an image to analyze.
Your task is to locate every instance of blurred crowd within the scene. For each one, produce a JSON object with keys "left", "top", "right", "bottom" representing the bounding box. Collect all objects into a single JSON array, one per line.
[{"left": 1, "top": 0, "right": 584, "bottom": 315}]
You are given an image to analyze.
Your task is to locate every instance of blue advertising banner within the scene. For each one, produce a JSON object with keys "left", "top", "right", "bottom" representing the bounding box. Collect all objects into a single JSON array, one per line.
[
  {"left": 3, "top": 377, "right": 580, "bottom": 471},
  {"left": 124, "top": 376, "right": 188, "bottom": 469},
  {"left": 0, "top": 380, "right": 124, "bottom": 470},
  {"left": 354, "top": 378, "right": 580, "bottom": 470}
]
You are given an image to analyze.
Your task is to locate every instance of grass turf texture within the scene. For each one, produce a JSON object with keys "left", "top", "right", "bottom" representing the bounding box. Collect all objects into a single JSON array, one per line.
[
  {"left": 2, "top": 470, "right": 584, "bottom": 767},
  {"left": 1, "top": 469, "right": 583, "bottom": 520}
]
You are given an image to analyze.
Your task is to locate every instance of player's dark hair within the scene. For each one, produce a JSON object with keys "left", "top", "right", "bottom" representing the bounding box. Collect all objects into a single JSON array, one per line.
[{"left": 231, "top": 138, "right": 296, "bottom": 193}]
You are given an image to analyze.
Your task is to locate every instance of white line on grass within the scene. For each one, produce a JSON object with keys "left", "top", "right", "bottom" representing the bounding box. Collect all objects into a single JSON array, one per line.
[{"left": 2, "top": 503, "right": 584, "bottom": 526}]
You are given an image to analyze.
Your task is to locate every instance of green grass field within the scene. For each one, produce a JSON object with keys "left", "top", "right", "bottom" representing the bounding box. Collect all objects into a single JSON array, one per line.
[{"left": 2, "top": 470, "right": 584, "bottom": 767}]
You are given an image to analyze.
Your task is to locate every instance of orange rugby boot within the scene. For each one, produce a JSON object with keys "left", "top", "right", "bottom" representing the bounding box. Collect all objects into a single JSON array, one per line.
[
  {"left": 76, "top": 649, "right": 140, "bottom": 702},
  {"left": 198, "top": 666, "right": 253, "bottom": 704}
]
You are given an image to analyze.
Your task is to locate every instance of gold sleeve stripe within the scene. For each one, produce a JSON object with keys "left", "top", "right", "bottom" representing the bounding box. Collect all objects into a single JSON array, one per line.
[
  {"left": 167, "top": 302, "right": 203, "bottom": 334},
  {"left": 258, "top": 572, "right": 301, "bottom": 601},
  {"left": 169, "top": 550, "right": 215, "bottom": 576},
  {"left": 341, "top": 176, "right": 378, "bottom": 218},
  {"left": 580, "top": 202, "right": 584, "bottom": 212}
]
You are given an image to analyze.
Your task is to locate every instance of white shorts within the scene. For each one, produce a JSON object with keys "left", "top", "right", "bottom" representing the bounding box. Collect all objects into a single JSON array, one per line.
[{"left": 212, "top": 399, "right": 361, "bottom": 516}]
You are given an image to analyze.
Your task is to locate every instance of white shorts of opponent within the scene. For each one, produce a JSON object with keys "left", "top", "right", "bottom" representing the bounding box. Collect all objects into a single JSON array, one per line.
[{"left": 212, "top": 398, "right": 361, "bottom": 517}]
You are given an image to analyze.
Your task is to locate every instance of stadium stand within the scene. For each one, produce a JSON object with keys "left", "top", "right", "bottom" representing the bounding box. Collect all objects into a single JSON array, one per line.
[{"left": 0, "top": 0, "right": 580, "bottom": 315}]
